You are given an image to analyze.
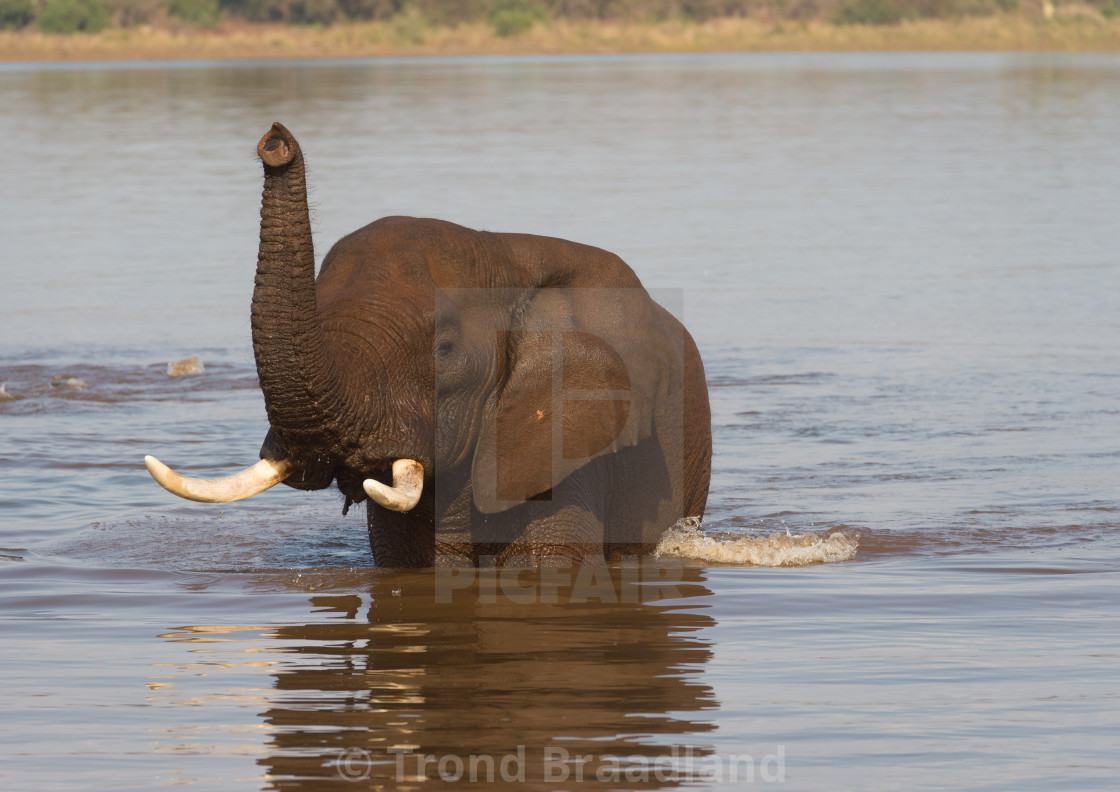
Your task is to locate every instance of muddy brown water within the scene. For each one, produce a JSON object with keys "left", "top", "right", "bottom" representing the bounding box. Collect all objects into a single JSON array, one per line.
[{"left": 2, "top": 53, "right": 1119, "bottom": 790}]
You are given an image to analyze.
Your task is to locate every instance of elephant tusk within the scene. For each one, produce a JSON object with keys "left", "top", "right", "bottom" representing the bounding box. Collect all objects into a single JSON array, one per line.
[
  {"left": 144, "top": 455, "right": 293, "bottom": 503},
  {"left": 363, "top": 459, "right": 424, "bottom": 513}
]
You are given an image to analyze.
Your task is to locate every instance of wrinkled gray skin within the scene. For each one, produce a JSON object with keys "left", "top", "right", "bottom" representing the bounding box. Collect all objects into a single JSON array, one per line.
[{"left": 252, "top": 123, "right": 711, "bottom": 567}]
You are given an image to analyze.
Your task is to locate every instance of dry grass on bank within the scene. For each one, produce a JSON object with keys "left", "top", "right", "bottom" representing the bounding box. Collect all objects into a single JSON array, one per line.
[{"left": 2, "top": 15, "right": 1120, "bottom": 62}]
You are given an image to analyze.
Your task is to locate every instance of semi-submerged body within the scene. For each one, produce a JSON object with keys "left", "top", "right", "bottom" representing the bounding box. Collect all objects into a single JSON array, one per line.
[{"left": 147, "top": 123, "right": 711, "bottom": 567}]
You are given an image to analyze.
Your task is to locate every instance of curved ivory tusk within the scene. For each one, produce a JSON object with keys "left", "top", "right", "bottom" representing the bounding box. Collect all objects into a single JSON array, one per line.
[
  {"left": 363, "top": 459, "right": 424, "bottom": 513},
  {"left": 144, "top": 455, "right": 293, "bottom": 503}
]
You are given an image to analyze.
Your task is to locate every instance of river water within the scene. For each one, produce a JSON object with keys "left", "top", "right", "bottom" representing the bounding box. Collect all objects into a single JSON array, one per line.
[{"left": 1, "top": 53, "right": 1118, "bottom": 791}]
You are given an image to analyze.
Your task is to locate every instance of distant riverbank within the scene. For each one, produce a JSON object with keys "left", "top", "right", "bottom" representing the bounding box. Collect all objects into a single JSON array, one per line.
[{"left": 3, "top": 15, "right": 1120, "bottom": 62}]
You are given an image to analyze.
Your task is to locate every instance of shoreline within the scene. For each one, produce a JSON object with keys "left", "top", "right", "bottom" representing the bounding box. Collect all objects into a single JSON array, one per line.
[{"left": 3, "top": 16, "right": 1120, "bottom": 63}]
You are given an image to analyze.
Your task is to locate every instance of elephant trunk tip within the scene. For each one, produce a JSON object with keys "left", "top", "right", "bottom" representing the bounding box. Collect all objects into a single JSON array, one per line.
[{"left": 258, "top": 122, "right": 299, "bottom": 168}]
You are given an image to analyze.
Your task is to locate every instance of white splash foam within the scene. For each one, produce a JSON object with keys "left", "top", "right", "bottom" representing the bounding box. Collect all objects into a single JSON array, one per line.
[
  {"left": 0, "top": 383, "right": 13, "bottom": 401},
  {"left": 655, "top": 518, "right": 858, "bottom": 567}
]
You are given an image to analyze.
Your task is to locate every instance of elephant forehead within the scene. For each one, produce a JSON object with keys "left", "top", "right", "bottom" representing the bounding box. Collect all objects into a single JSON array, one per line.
[
  {"left": 317, "top": 290, "right": 436, "bottom": 362},
  {"left": 316, "top": 253, "right": 439, "bottom": 324}
]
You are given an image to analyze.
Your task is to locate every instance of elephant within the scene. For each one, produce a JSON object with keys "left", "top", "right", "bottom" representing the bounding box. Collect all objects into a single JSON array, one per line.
[{"left": 145, "top": 122, "right": 711, "bottom": 567}]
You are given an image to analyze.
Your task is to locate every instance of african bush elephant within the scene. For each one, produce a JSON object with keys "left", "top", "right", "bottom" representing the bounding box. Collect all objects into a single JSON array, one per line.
[{"left": 146, "top": 123, "right": 711, "bottom": 567}]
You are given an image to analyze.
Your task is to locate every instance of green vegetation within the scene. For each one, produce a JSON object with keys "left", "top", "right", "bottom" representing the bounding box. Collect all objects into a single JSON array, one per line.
[
  {"left": 390, "top": 3, "right": 427, "bottom": 41},
  {"left": 0, "top": 0, "right": 34, "bottom": 30},
  {"left": 38, "top": 0, "right": 109, "bottom": 32},
  {"left": 488, "top": 0, "right": 546, "bottom": 36},
  {"left": 832, "top": 0, "right": 909, "bottom": 24},
  {"left": 831, "top": 0, "right": 1026, "bottom": 25},
  {"left": 170, "top": 0, "right": 219, "bottom": 25},
  {"left": 2, "top": 0, "right": 1118, "bottom": 34}
]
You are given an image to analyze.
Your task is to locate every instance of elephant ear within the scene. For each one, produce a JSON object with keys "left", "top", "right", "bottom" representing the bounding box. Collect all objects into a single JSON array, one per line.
[{"left": 471, "top": 286, "right": 680, "bottom": 514}]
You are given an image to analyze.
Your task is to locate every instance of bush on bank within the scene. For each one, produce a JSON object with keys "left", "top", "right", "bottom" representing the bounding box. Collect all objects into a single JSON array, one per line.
[
  {"left": 488, "top": 0, "right": 546, "bottom": 36},
  {"left": 0, "top": 0, "right": 34, "bottom": 29},
  {"left": 169, "top": 0, "right": 219, "bottom": 24},
  {"left": 37, "top": 0, "right": 110, "bottom": 32},
  {"left": 3, "top": 0, "right": 1118, "bottom": 33}
]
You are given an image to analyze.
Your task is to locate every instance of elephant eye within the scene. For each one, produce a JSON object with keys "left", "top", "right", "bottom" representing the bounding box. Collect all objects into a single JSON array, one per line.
[{"left": 435, "top": 340, "right": 455, "bottom": 358}]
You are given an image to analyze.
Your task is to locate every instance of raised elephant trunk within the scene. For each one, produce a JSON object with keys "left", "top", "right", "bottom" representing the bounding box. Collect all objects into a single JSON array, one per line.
[
  {"left": 251, "top": 123, "right": 355, "bottom": 465},
  {"left": 144, "top": 124, "right": 425, "bottom": 514}
]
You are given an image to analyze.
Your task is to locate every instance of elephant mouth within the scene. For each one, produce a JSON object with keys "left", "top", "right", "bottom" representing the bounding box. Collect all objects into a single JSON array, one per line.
[{"left": 144, "top": 454, "right": 424, "bottom": 512}]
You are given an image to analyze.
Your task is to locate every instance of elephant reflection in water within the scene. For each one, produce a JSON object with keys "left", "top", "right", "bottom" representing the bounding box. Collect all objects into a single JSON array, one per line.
[{"left": 256, "top": 567, "right": 718, "bottom": 791}]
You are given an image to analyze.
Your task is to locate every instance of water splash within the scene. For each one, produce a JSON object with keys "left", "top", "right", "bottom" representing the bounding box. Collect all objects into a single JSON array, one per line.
[
  {"left": 655, "top": 517, "right": 858, "bottom": 567},
  {"left": 167, "top": 356, "right": 205, "bottom": 377},
  {"left": 53, "top": 377, "right": 87, "bottom": 390}
]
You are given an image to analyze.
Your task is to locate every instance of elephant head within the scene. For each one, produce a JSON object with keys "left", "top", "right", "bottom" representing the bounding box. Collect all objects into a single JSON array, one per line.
[{"left": 146, "top": 123, "right": 712, "bottom": 567}]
